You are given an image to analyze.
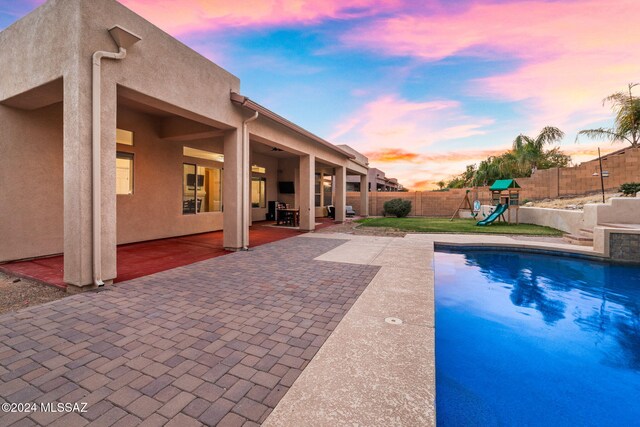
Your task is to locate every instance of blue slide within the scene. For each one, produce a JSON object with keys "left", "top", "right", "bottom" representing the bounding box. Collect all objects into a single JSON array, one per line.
[{"left": 476, "top": 204, "right": 508, "bottom": 226}]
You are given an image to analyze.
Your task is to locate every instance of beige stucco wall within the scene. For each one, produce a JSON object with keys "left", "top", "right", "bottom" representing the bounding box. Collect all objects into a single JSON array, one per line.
[
  {"left": 518, "top": 207, "right": 584, "bottom": 235},
  {"left": 276, "top": 158, "right": 298, "bottom": 208},
  {"left": 250, "top": 118, "right": 346, "bottom": 168},
  {"left": 520, "top": 198, "right": 640, "bottom": 242},
  {"left": 1, "top": 0, "right": 244, "bottom": 285},
  {"left": 115, "top": 107, "right": 225, "bottom": 244},
  {"left": 249, "top": 151, "right": 278, "bottom": 223},
  {"left": 592, "top": 198, "right": 640, "bottom": 225},
  {"left": 0, "top": 0, "right": 359, "bottom": 287},
  {"left": 0, "top": 103, "right": 63, "bottom": 262}
]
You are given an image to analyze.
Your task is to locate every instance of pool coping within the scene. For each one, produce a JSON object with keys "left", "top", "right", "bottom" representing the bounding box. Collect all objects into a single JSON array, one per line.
[{"left": 433, "top": 241, "right": 640, "bottom": 265}]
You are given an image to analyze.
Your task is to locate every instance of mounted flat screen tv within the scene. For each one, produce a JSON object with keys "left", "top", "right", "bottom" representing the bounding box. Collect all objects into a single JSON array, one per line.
[
  {"left": 278, "top": 181, "right": 295, "bottom": 194},
  {"left": 187, "top": 174, "right": 205, "bottom": 187}
]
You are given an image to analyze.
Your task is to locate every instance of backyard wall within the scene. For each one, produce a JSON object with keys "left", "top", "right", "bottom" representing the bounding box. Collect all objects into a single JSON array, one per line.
[
  {"left": 347, "top": 147, "right": 640, "bottom": 218},
  {"left": 347, "top": 188, "right": 491, "bottom": 217},
  {"left": 514, "top": 146, "right": 640, "bottom": 200}
]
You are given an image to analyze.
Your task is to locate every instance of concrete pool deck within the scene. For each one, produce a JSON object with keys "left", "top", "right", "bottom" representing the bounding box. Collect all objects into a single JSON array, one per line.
[{"left": 264, "top": 232, "right": 599, "bottom": 426}]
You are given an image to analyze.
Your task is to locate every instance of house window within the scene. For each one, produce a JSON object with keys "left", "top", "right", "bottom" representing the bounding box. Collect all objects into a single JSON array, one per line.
[
  {"left": 315, "top": 173, "right": 322, "bottom": 207},
  {"left": 251, "top": 177, "right": 266, "bottom": 208},
  {"left": 183, "top": 146, "right": 224, "bottom": 162},
  {"left": 116, "top": 152, "right": 134, "bottom": 195},
  {"left": 323, "top": 175, "right": 333, "bottom": 206},
  {"left": 116, "top": 128, "right": 134, "bottom": 146},
  {"left": 183, "top": 163, "right": 222, "bottom": 214}
]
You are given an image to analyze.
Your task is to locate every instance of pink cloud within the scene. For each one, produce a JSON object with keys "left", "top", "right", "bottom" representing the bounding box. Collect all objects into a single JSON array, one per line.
[
  {"left": 341, "top": 0, "right": 640, "bottom": 130},
  {"left": 330, "top": 94, "right": 492, "bottom": 149},
  {"left": 330, "top": 94, "right": 494, "bottom": 190},
  {"left": 119, "top": 0, "right": 401, "bottom": 34}
]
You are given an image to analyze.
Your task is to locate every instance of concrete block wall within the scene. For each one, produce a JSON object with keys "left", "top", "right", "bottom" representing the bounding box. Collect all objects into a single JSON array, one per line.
[
  {"left": 347, "top": 188, "right": 491, "bottom": 217},
  {"left": 346, "top": 148, "right": 640, "bottom": 218},
  {"left": 516, "top": 147, "right": 640, "bottom": 200}
]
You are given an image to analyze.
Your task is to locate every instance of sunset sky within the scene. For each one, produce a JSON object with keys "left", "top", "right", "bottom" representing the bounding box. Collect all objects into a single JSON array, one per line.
[{"left": 2, "top": 0, "right": 638, "bottom": 190}]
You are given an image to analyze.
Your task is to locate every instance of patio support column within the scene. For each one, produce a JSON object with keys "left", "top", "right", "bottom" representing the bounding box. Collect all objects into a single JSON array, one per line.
[
  {"left": 98, "top": 76, "right": 117, "bottom": 283},
  {"left": 223, "top": 128, "right": 245, "bottom": 250},
  {"left": 335, "top": 166, "right": 346, "bottom": 222},
  {"left": 63, "top": 73, "right": 94, "bottom": 289},
  {"left": 299, "top": 154, "right": 315, "bottom": 231},
  {"left": 360, "top": 174, "right": 369, "bottom": 217}
]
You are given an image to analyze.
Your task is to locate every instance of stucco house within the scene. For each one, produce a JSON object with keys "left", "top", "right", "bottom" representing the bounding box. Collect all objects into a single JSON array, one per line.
[
  {"left": 346, "top": 166, "right": 403, "bottom": 192},
  {"left": 0, "top": 0, "right": 369, "bottom": 292}
]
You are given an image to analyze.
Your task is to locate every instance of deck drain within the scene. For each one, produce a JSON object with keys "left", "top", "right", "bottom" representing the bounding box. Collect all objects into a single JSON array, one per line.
[{"left": 385, "top": 317, "right": 403, "bottom": 325}]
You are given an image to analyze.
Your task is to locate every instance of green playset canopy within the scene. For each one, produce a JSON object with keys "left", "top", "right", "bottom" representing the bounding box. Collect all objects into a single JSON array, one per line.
[{"left": 490, "top": 179, "right": 521, "bottom": 191}]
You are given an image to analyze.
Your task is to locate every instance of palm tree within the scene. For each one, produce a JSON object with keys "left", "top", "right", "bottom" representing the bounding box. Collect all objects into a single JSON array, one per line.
[
  {"left": 512, "top": 126, "right": 565, "bottom": 172},
  {"left": 577, "top": 83, "right": 640, "bottom": 148},
  {"left": 436, "top": 180, "right": 446, "bottom": 190},
  {"left": 446, "top": 127, "right": 569, "bottom": 188}
]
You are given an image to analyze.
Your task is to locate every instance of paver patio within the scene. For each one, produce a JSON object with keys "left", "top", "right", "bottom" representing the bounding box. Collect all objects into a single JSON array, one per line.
[{"left": 0, "top": 236, "right": 379, "bottom": 426}]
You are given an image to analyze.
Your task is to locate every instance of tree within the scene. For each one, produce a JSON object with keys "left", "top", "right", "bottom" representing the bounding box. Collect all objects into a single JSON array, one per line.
[
  {"left": 512, "top": 126, "right": 565, "bottom": 173},
  {"left": 577, "top": 83, "right": 640, "bottom": 148},
  {"left": 436, "top": 180, "right": 446, "bottom": 190},
  {"left": 446, "top": 126, "right": 570, "bottom": 188}
]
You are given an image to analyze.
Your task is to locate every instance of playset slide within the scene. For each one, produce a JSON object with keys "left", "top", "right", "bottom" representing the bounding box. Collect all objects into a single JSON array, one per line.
[{"left": 476, "top": 203, "right": 507, "bottom": 226}]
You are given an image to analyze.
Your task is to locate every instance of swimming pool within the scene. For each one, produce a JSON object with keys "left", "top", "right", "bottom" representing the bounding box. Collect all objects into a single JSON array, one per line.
[{"left": 435, "top": 249, "right": 640, "bottom": 427}]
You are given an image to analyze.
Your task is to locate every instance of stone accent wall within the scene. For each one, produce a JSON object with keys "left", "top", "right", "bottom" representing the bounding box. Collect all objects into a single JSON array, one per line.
[{"left": 609, "top": 232, "right": 640, "bottom": 262}]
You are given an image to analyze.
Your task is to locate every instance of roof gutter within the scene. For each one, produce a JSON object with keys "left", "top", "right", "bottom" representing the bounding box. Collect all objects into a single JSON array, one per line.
[
  {"left": 241, "top": 111, "right": 258, "bottom": 250},
  {"left": 91, "top": 26, "right": 141, "bottom": 288},
  {"left": 230, "top": 92, "right": 355, "bottom": 160}
]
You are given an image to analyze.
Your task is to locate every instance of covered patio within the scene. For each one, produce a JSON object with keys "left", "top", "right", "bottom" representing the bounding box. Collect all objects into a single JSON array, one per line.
[{"left": 0, "top": 219, "right": 336, "bottom": 289}]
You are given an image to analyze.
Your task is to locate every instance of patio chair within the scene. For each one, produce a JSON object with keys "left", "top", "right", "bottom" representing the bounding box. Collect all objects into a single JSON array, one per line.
[{"left": 346, "top": 206, "right": 356, "bottom": 217}]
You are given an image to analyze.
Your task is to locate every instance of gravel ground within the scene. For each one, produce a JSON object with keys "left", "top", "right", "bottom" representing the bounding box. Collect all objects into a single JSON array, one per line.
[
  {"left": 0, "top": 271, "right": 66, "bottom": 316},
  {"left": 527, "top": 192, "right": 623, "bottom": 209}
]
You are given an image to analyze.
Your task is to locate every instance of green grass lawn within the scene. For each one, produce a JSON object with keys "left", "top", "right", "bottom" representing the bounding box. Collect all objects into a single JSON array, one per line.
[{"left": 355, "top": 217, "right": 564, "bottom": 236}]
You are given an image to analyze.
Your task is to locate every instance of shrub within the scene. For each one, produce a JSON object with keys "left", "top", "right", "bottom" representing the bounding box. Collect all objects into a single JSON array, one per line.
[
  {"left": 619, "top": 182, "right": 640, "bottom": 196},
  {"left": 383, "top": 198, "right": 412, "bottom": 217}
]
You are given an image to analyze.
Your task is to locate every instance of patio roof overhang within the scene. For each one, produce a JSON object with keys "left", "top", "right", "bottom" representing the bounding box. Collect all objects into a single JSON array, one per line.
[{"left": 230, "top": 92, "right": 355, "bottom": 160}]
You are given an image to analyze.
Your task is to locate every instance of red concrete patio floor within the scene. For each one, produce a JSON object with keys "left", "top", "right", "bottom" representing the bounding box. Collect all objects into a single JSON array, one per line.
[{"left": 0, "top": 219, "right": 336, "bottom": 289}]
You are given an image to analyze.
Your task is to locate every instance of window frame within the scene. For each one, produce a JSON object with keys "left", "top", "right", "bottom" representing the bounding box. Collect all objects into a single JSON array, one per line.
[
  {"left": 251, "top": 176, "right": 267, "bottom": 209},
  {"left": 182, "top": 162, "right": 223, "bottom": 215},
  {"left": 116, "top": 128, "right": 134, "bottom": 146},
  {"left": 116, "top": 151, "right": 134, "bottom": 195}
]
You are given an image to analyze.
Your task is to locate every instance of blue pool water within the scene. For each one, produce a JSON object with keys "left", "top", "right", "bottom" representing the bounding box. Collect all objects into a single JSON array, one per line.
[{"left": 435, "top": 249, "right": 640, "bottom": 427}]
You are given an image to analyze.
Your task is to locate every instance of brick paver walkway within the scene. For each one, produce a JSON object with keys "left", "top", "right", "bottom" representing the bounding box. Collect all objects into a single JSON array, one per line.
[{"left": 0, "top": 237, "right": 379, "bottom": 426}]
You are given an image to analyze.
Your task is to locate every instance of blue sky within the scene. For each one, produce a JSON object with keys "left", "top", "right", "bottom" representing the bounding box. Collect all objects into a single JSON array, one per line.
[{"left": 2, "top": 0, "right": 637, "bottom": 189}]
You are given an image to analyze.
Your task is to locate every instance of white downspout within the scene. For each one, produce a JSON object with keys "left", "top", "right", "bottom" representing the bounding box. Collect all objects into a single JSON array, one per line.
[
  {"left": 91, "top": 47, "right": 127, "bottom": 287},
  {"left": 242, "top": 110, "right": 259, "bottom": 250}
]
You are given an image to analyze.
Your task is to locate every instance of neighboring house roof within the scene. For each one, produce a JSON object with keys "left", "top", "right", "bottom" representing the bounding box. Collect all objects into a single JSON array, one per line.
[
  {"left": 230, "top": 92, "right": 355, "bottom": 159},
  {"left": 490, "top": 179, "right": 521, "bottom": 191},
  {"left": 336, "top": 144, "right": 369, "bottom": 168}
]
